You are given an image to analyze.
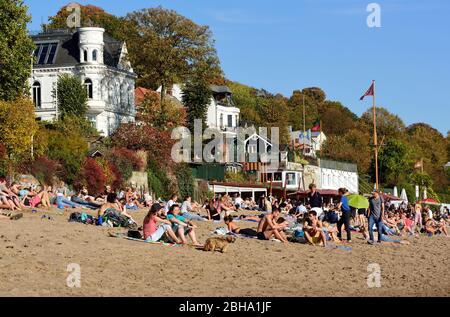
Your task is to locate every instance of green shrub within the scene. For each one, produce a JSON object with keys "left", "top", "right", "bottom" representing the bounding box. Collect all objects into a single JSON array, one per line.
[{"left": 175, "top": 164, "right": 194, "bottom": 199}]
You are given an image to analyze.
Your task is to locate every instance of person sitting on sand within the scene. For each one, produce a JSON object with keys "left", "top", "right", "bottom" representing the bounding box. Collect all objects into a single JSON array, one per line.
[
  {"left": 224, "top": 215, "right": 258, "bottom": 237},
  {"left": 180, "top": 196, "right": 205, "bottom": 222},
  {"left": 0, "top": 178, "right": 23, "bottom": 210},
  {"left": 167, "top": 204, "right": 202, "bottom": 247},
  {"left": 124, "top": 187, "right": 143, "bottom": 211},
  {"left": 205, "top": 199, "right": 221, "bottom": 221},
  {"left": 322, "top": 221, "right": 340, "bottom": 242},
  {"left": 219, "top": 196, "right": 236, "bottom": 216},
  {"left": 424, "top": 216, "right": 448, "bottom": 237},
  {"left": 143, "top": 204, "right": 181, "bottom": 244},
  {"left": 99, "top": 193, "right": 136, "bottom": 224},
  {"left": 164, "top": 194, "right": 178, "bottom": 215},
  {"left": 303, "top": 210, "right": 327, "bottom": 247},
  {"left": 256, "top": 207, "right": 289, "bottom": 243}
]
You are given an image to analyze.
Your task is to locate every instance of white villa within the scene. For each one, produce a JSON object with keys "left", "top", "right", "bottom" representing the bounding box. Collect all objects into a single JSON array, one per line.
[
  {"left": 30, "top": 27, "right": 137, "bottom": 136},
  {"left": 290, "top": 129, "right": 327, "bottom": 158},
  {"left": 158, "top": 84, "right": 240, "bottom": 134}
]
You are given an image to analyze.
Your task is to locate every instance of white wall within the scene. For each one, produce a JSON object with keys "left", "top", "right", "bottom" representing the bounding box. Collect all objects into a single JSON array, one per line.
[{"left": 321, "top": 168, "right": 359, "bottom": 193}]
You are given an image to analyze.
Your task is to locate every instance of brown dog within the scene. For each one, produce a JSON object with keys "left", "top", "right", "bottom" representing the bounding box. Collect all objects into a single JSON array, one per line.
[{"left": 203, "top": 236, "right": 236, "bottom": 253}]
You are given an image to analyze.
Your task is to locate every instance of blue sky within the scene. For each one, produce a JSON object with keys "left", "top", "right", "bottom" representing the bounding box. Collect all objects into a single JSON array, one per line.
[{"left": 25, "top": 0, "right": 450, "bottom": 135}]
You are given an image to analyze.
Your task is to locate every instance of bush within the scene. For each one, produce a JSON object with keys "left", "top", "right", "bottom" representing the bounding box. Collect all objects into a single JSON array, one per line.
[
  {"left": 81, "top": 158, "right": 107, "bottom": 196},
  {"left": 107, "top": 147, "right": 144, "bottom": 182},
  {"left": 147, "top": 159, "right": 171, "bottom": 199},
  {"left": 175, "top": 164, "right": 194, "bottom": 199},
  {"left": 46, "top": 129, "right": 88, "bottom": 184},
  {"left": 31, "top": 156, "right": 62, "bottom": 186}
]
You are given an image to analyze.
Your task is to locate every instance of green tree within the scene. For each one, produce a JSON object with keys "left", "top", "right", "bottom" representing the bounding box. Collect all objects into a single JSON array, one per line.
[
  {"left": 46, "top": 129, "right": 88, "bottom": 183},
  {"left": 122, "top": 7, "right": 222, "bottom": 97},
  {"left": 287, "top": 89, "right": 320, "bottom": 131},
  {"left": 228, "top": 81, "right": 261, "bottom": 127},
  {"left": 374, "top": 139, "right": 411, "bottom": 186},
  {"left": 0, "top": 0, "right": 35, "bottom": 101},
  {"left": 321, "top": 129, "right": 372, "bottom": 173},
  {"left": 406, "top": 123, "right": 448, "bottom": 189},
  {"left": 55, "top": 74, "right": 88, "bottom": 119},
  {"left": 361, "top": 107, "right": 406, "bottom": 140},
  {"left": 318, "top": 101, "right": 358, "bottom": 136},
  {"left": 258, "top": 94, "right": 290, "bottom": 145},
  {"left": 182, "top": 80, "right": 211, "bottom": 132}
]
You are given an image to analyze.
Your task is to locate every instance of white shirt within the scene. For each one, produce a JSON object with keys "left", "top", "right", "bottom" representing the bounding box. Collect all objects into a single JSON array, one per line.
[
  {"left": 165, "top": 200, "right": 175, "bottom": 213},
  {"left": 181, "top": 201, "right": 192, "bottom": 214},
  {"left": 235, "top": 197, "right": 243, "bottom": 206}
]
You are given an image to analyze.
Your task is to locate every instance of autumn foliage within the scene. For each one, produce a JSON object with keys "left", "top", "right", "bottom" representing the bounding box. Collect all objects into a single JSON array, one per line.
[{"left": 81, "top": 158, "right": 107, "bottom": 196}]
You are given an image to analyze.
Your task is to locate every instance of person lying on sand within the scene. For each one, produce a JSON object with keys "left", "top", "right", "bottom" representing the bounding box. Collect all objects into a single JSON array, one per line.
[
  {"left": 143, "top": 203, "right": 181, "bottom": 244},
  {"left": 224, "top": 215, "right": 257, "bottom": 237},
  {"left": 256, "top": 207, "right": 289, "bottom": 244},
  {"left": 303, "top": 210, "right": 327, "bottom": 247},
  {"left": 0, "top": 211, "right": 23, "bottom": 221},
  {"left": 167, "top": 204, "right": 202, "bottom": 247}
]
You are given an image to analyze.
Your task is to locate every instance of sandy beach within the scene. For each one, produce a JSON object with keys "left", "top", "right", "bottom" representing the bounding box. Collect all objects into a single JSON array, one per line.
[{"left": 0, "top": 208, "right": 449, "bottom": 297}]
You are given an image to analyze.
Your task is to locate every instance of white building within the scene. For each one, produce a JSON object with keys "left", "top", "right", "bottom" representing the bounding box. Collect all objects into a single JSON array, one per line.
[
  {"left": 319, "top": 159, "right": 359, "bottom": 194},
  {"left": 158, "top": 84, "right": 240, "bottom": 133},
  {"left": 290, "top": 130, "right": 327, "bottom": 158},
  {"left": 30, "top": 27, "right": 137, "bottom": 136}
]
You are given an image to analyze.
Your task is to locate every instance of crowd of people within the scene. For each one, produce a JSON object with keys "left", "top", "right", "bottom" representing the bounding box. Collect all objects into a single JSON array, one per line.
[{"left": 1, "top": 177, "right": 449, "bottom": 249}]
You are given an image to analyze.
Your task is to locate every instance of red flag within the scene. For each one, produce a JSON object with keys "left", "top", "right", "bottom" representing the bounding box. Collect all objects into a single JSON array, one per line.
[{"left": 360, "top": 82, "right": 374, "bottom": 100}]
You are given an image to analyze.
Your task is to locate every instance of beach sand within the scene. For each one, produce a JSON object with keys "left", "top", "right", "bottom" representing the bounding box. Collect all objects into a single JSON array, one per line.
[{"left": 0, "top": 208, "right": 449, "bottom": 297}]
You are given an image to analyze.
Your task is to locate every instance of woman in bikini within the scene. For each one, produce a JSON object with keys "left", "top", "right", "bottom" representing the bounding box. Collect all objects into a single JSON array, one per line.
[{"left": 224, "top": 215, "right": 258, "bottom": 237}]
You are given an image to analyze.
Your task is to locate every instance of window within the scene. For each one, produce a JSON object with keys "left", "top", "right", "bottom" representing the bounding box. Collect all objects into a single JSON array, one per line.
[
  {"left": 84, "top": 50, "right": 88, "bottom": 63},
  {"left": 92, "top": 50, "right": 98, "bottom": 62},
  {"left": 219, "top": 114, "right": 224, "bottom": 128},
  {"left": 34, "top": 43, "right": 58, "bottom": 65},
  {"left": 286, "top": 173, "right": 296, "bottom": 186},
  {"left": 32, "top": 82, "right": 41, "bottom": 108},
  {"left": 228, "top": 115, "right": 233, "bottom": 127},
  {"left": 84, "top": 79, "right": 93, "bottom": 99}
]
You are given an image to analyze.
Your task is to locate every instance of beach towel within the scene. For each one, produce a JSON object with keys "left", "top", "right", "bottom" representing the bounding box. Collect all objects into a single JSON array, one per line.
[{"left": 108, "top": 232, "right": 182, "bottom": 247}]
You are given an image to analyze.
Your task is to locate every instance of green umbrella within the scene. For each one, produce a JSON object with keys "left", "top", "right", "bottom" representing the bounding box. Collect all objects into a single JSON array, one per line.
[{"left": 348, "top": 194, "right": 369, "bottom": 209}]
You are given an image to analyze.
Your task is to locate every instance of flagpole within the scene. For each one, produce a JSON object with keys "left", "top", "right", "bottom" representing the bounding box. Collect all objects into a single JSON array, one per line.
[
  {"left": 303, "top": 94, "right": 306, "bottom": 156},
  {"left": 372, "top": 80, "right": 379, "bottom": 191}
]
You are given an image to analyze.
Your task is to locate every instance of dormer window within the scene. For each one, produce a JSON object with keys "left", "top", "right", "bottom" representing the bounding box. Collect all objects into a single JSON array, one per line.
[{"left": 34, "top": 43, "right": 58, "bottom": 65}]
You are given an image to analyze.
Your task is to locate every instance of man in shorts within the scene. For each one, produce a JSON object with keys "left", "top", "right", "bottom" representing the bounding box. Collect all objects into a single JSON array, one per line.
[{"left": 256, "top": 207, "right": 289, "bottom": 244}]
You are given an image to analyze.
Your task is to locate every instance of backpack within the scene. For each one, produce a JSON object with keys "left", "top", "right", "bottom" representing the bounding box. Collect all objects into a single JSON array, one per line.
[
  {"left": 68, "top": 212, "right": 95, "bottom": 225},
  {"left": 104, "top": 209, "right": 135, "bottom": 229}
]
